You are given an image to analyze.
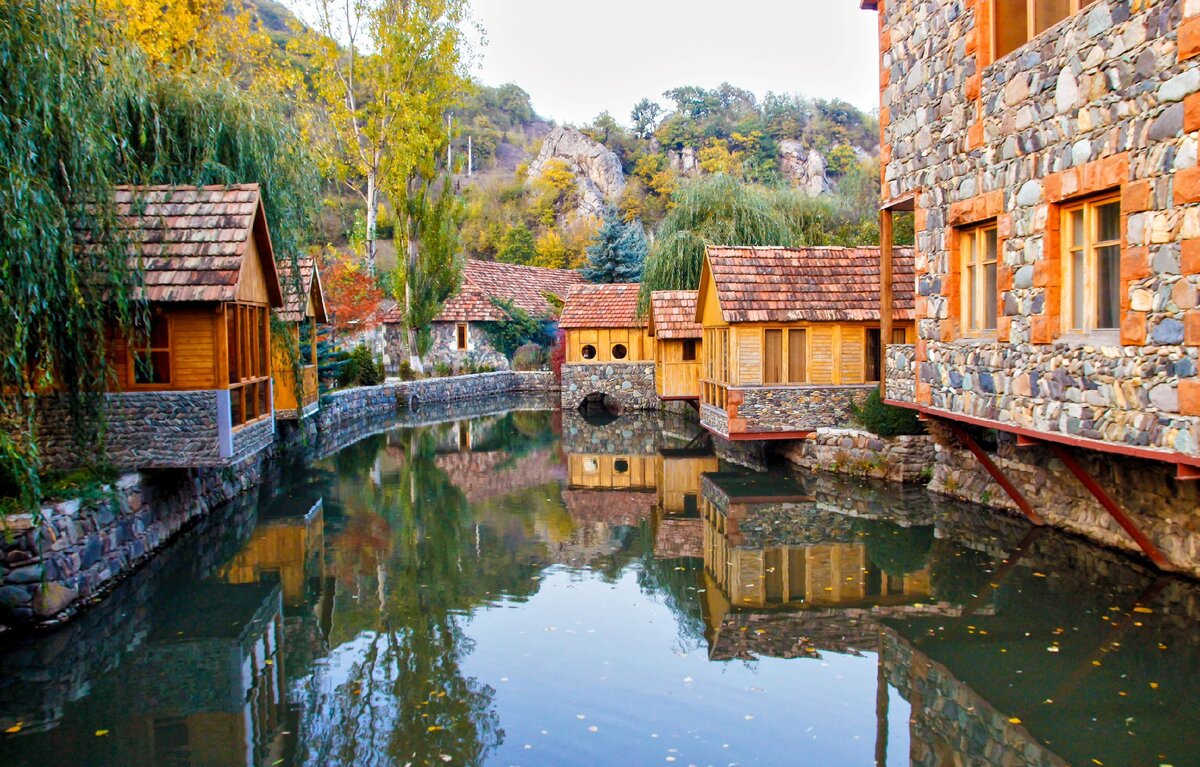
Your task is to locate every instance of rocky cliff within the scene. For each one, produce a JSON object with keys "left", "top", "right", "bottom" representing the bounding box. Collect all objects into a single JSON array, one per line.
[
  {"left": 527, "top": 127, "right": 626, "bottom": 218},
  {"left": 778, "top": 140, "right": 832, "bottom": 196}
]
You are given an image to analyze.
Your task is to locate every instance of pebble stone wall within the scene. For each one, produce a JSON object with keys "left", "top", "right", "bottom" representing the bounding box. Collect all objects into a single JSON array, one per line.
[
  {"left": 421, "top": 321, "right": 509, "bottom": 371},
  {"left": 560, "top": 362, "right": 658, "bottom": 411},
  {"left": 700, "top": 385, "right": 875, "bottom": 438},
  {"left": 779, "top": 429, "right": 937, "bottom": 483},
  {"left": 879, "top": 0, "right": 1200, "bottom": 457}
]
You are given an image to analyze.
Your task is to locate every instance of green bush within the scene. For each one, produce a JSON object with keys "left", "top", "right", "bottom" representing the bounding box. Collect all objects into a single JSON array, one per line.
[
  {"left": 433, "top": 361, "right": 453, "bottom": 378},
  {"left": 850, "top": 389, "right": 925, "bottom": 437},
  {"left": 397, "top": 360, "right": 416, "bottom": 381},
  {"left": 338, "top": 345, "right": 384, "bottom": 387},
  {"left": 512, "top": 343, "right": 547, "bottom": 371}
]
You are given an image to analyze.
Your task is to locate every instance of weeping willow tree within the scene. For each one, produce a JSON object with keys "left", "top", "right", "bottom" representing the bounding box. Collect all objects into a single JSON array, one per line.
[
  {"left": 637, "top": 173, "right": 891, "bottom": 311},
  {"left": 1, "top": 0, "right": 319, "bottom": 510}
]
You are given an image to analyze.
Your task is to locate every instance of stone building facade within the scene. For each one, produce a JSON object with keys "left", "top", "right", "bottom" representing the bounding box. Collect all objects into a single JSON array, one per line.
[
  {"left": 869, "top": 0, "right": 1200, "bottom": 568},
  {"left": 560, "top": 361, "right": 658, "bottom": 411}
]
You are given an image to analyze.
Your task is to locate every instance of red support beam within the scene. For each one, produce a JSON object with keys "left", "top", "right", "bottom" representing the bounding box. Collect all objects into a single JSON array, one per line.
[
  {"left": 1179, "top": 463, "right": 1200, "bottom": 481},
  {"left": 1045, "top": 443, "right": 1173, "bottom": 571},
  {"left": 942, "top": 420, "right": 1045, "bottom": 526}
]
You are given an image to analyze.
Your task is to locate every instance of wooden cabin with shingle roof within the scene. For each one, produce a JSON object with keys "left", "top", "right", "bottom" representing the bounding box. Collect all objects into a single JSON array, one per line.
[
  {"left": 42, "top": 184, "right": 286, "bottom": 470},
  {"left": 695, "top": 245, "right": 915, "bottom": 440},
  {"left": 648, "top": 290, "right": 703, "bottom": 400},
  {"left": 273, "top": 255, "right": 327, "bottom": 420},
  {"left": 559, "top": 283, "right": 654, "bottom": 364}
]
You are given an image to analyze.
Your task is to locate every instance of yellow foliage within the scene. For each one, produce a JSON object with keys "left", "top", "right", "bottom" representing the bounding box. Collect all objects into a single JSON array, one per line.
[
  {"left": 530, "top": 230, "right": 570, "bottom": 269},
  {"left": 698, "top": 139, "right": 741, "bottom": 175}
]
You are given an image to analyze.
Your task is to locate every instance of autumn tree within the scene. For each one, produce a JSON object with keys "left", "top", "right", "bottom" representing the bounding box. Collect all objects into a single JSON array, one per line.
[
  {"left": 295, "top": 0, "right": 471, "bottom": 274},
  {"left": 321, "top": 249, "right": 386, "bottom": 333}
]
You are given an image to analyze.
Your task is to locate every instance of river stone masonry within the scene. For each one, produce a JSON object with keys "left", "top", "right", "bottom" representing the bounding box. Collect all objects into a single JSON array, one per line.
[
  {"left": 561, "top": 362, "right": 657, "bottom": 411},
  {"left": 779, "top": 429, "right": 936, "bottom": 483}
]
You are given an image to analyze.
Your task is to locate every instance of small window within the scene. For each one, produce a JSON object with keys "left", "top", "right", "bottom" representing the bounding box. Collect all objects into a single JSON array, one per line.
[
  {"left": 994, "top": 0, "right": 1095, "bottom": 61},
  {"left": 581, "top": 344, "right": 597, "bottom": 360},
  {"left": 132, "top": 310, "right": 171, "bottom": 385},
  {"left": 681, "top": 339, "right": 697, "bottom": 361},
  {"left": 960, "top": 223, "right": 999, "bottom": 334},
  {"left": 1063, "top": 196, "right": 1121, "bottom": 332},
  {"left": 583, "top": 457, "right": 599, "bottom": 473},
  {"left": 892, "top": 328, "right": 908, "bottom": 344},
  {"left": 456, "top": 323, "right": 468, "bottom": 350},
  {"left": 613, "top": 459, "right": 630, "bottom": 474},
  {"left": 611, "top": 343, "right": 628, "bottom": 360}
]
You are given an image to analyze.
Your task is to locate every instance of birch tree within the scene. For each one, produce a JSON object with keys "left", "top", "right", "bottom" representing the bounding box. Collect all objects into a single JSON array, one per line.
[{"left": 296, "top": 0, "right": 470, "bottom": 277}]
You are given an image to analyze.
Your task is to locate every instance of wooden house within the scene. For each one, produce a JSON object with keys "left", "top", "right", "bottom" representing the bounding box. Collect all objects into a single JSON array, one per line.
[
  {"left": 695, "top": 245, "right": 915, "bottom": 440},
  {"left": 648, "top": 290, "right": 703, "bottom": 400},
  {"left": 41, "top": 185, "right": 285, "bottom": 470},
  {"left": 560, "top": 283, "right": 654, "bottom": 364},
  {"left": 273, "top": 255, "right": 327, "bottom": 420}
]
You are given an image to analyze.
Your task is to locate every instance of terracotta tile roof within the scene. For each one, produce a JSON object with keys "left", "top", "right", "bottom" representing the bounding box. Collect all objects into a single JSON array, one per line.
[
  {"left": 562, "top": 489, "right": 655, "bottom": 526},
  {"left": 648, "top": 290, "right": 702, "bottom": 340},
  {"left": 703, "top": 246, "right": 915, "bottom": 323},
  {"left": 433, "top": 259, "right": 584, "bottom": 323},
  {"left": 376, "top": 298, "right": 402, "bottom": 324},
  {"left": 558, "top": 283, "right": 646, "bottom": 329},
  {"left": 276, "top": 255, "right": 327, "bottom": 323},
  {"left": 111, "top": 184, "right": 282, "bottom": 305}
]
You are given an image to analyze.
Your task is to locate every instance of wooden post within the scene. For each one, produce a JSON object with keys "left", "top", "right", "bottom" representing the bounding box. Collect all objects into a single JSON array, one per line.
[{"left": 880, "top": 209, "right": 894, "bottom": 396}]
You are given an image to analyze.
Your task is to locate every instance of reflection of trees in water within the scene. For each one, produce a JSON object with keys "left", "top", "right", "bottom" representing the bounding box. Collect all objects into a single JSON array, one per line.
[
  {"left": 854, "top": 519, "right": 934, "bottom": 577},
  {"left": 638, "top": 550, "right": 707, "bottom": 651},
  {"left": 292, "top": 428, "right": 504, "bottom": 766}
]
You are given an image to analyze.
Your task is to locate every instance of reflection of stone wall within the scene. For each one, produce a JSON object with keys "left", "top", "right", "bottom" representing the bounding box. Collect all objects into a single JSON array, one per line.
[
  {"left": 38, "top": 391, "right": 224, "bottom": 470},
  {"left": 0, "top": 454, "right": 267, "bottom": 628},
  {"left": 561, "top": 409, "right": 667, "bottom": 455},
  {"left": 421, "top": 321, "right": 509, "bottom": 372},
  {"left": 927, "top": 423, "right": 1200, "bottom": 577},
  {"left": 561, "top": 362, "right": 656, "bottom": 411},
  {"left": 654, "top": 516, "right": 702, "bottom": 559},
  {"left": 779, "top": 429, "right": 935, "bottom": 483}
]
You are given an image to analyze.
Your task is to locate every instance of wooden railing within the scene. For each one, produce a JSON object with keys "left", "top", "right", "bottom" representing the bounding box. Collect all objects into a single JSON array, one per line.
[{"left": 701, "top": 379, "right": 728, "bottom": 410}]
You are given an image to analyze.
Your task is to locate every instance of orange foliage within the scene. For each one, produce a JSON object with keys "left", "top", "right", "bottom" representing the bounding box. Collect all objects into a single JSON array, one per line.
[{"left": 320, "top": 249, "right": 386, "bottom": 332}]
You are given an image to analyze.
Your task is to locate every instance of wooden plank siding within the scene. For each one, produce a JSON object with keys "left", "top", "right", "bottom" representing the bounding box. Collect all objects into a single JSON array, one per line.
[
  {"left": 236, "top": 236, "right": 271, "bottom": 304},
  {"left": 655, "top": 339, "right": 702, "bottom": 399},
  {"left": 106, "top": 306, "right": 224, "bottom": 391},
  {"left": 565, "top": 327, "right": 654, "bottom": 363}
]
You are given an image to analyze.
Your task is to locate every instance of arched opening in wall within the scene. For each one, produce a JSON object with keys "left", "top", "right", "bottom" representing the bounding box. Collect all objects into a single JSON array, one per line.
[
  {"left": 613, "top": 458, "right": 630, "bottom": 474},
  {"left": 581, "top": 344, "right": 597, "bottom": 360},
  {"left": 578, "top": 392, "right": 621, "bottom": 424},
  {"left": 611, "top": 343, "right": 628, "bottom": 360}
]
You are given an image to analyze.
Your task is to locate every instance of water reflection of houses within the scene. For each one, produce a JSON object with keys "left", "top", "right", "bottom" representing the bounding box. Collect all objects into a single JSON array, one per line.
[{"left": 652, "top": 448, "right": 718, "bottom": 560}]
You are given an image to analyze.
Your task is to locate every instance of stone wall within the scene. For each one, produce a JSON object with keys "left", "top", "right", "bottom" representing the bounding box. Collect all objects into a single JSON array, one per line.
[
  {"left": 561, "top": 361, "right": 657, "bottom": 411},
  {"left": 885, "top": 343, "right": 917, "bottom": 402},
  {"left": 778, "top": 429, "right": 936, "bottom": 483},
  {"left": 878, "top": 0, "right": 1200, "bottom": 460},
  {"left": 231, "top": 414, "right": 276, "bottom": 463},
  {"left": 925, "top": 420, "right": 1200, "bottom": 576},
  {"left": 702, "top": 385, "right": 875, "bottom": 438},
  {"left": 38, "top": 391, "right": 224, "bottom": 470},
  {"left": 0, "top": 454, "right": 267, "bottom": 628},
  {"left": 420, "top": 321, "right": 509, "bottom": 372}
]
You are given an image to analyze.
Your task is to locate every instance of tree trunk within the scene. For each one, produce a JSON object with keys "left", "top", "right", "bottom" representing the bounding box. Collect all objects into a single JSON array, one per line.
[
  {"left": 365, "top": 174, "right": 379, "bottom": 275},
  {"left": 405, "top": 219, "right": 424, "bottom": 373}
]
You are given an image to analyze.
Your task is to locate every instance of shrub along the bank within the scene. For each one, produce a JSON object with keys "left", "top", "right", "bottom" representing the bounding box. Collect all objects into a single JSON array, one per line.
[
  {"left": 851, "top": 389, "right": 925, "bottom": 437},
  {"left": 339, "top": 345, "right": 385, "bottom": 387}
]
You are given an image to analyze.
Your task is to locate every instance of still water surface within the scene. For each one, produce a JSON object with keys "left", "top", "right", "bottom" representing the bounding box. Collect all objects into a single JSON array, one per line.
[{"left": 2, "top": 398, "right": 1200, "bottom": 766}]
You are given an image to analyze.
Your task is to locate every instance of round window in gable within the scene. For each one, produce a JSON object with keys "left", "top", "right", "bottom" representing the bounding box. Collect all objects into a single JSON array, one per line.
[
  {"left": 611, "top": 343, "right": 628, "bottom": 360},
  {"left": 614, "top": 459, "right": 630, "bottom": 474},
  {"left": 581, "top": 344, "right": 597, "bottom": 360}
]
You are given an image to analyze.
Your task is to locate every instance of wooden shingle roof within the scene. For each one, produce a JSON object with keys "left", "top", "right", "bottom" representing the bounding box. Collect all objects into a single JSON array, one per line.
[
  {"left": 558, "top": 283, "right": 646, "bottom": 329},
  {"left": 276, "top": 255, "right": 328, "bottom": 323},
  {"left": 113, "top": 184, "right": 282, "bottom": 306},
  {"left": 701, "top": 246, "right": 915, "bottom": 323},
  {"left": 648, "top": 290, "right": 702, "bottom": 340},
  {"left": 434, "top": 259, "right": 584, "bottom": 322}
]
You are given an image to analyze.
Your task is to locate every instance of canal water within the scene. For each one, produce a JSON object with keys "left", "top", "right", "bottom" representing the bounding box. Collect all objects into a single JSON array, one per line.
[{"left": 2, "top": 397, "right": 1200, "bottom": 767}]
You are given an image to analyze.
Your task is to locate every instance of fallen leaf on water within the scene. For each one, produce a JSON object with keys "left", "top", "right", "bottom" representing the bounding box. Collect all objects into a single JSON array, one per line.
[
  {"left": 1133, "top": 606, "right": 1153, "bottom": 614},
  {"left": 587, "top": 726, "right": 598, "bottom": 733},
  {"left": 5, "top": 723, "right": 22, "bottom": 734},
  {"left": 1008, "top": 717, "right": 1022, "bottom": 724},
  {"left": 1150, "top": 682, "right": 1159, "bottom": 689},
  {"left": 427, "top": 726, "right": 444, "bottom": 732},
  {"left": 440, "top": 755, "right": 452, "bottom": 763},
  {"left": 95, "top": 730, "right": 110, "bottom": 737}
]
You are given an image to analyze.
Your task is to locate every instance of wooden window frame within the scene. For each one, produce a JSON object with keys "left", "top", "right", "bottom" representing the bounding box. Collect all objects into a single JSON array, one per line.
[
  {"left": 455, "top": 323, "right": 468, "bottom": 351},
  {"left": 1061, "top": 193, "right": 1122, "bottom": 333},
  {"left": 959, "top": 222, "right": 1000, "bottom": 337},
  {"left": 681, "top": 339, "right": 697, "bottom": 362},
  {"left": 129, "top": 308, "right": 172, "bottom": 387},
  {"left": 992, "top": 0, "right": 1095, "bottom": 62},
  {"left": 227, "top": 302, "right": 272, "bottom": 429}
]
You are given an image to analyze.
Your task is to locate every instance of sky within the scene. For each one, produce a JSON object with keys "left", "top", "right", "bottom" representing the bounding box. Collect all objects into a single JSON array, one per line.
[{"left": 465, "top": 0, "right": 881, "bottom": 126}]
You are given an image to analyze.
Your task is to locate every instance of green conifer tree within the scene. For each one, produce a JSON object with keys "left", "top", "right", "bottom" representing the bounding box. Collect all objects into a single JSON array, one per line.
[{"left": 582, "top": 206, "right": 648, "bottom": 283}]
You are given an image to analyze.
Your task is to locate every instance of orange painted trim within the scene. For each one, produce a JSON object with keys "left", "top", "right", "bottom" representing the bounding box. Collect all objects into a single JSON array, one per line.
[{"left": 887, "top": 399, "right": 1200, "bottom": 469}]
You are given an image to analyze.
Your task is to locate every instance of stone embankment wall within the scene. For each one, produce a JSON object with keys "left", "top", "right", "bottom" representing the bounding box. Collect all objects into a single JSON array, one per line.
[
  {"left": 925, "top": 421, "right": 1200, "bottom": 577},
  {"left": 779, "top": 429, "right": 936, "bottom": 483},
  {"left": 701, "top": 385, "right": 875, "bottom": 438},
  {"left": 561, "top": 362, "right": 657, "bottom": 411},
  {"left": 2, "top": 371, "right": 558, "bottom": 630}
]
